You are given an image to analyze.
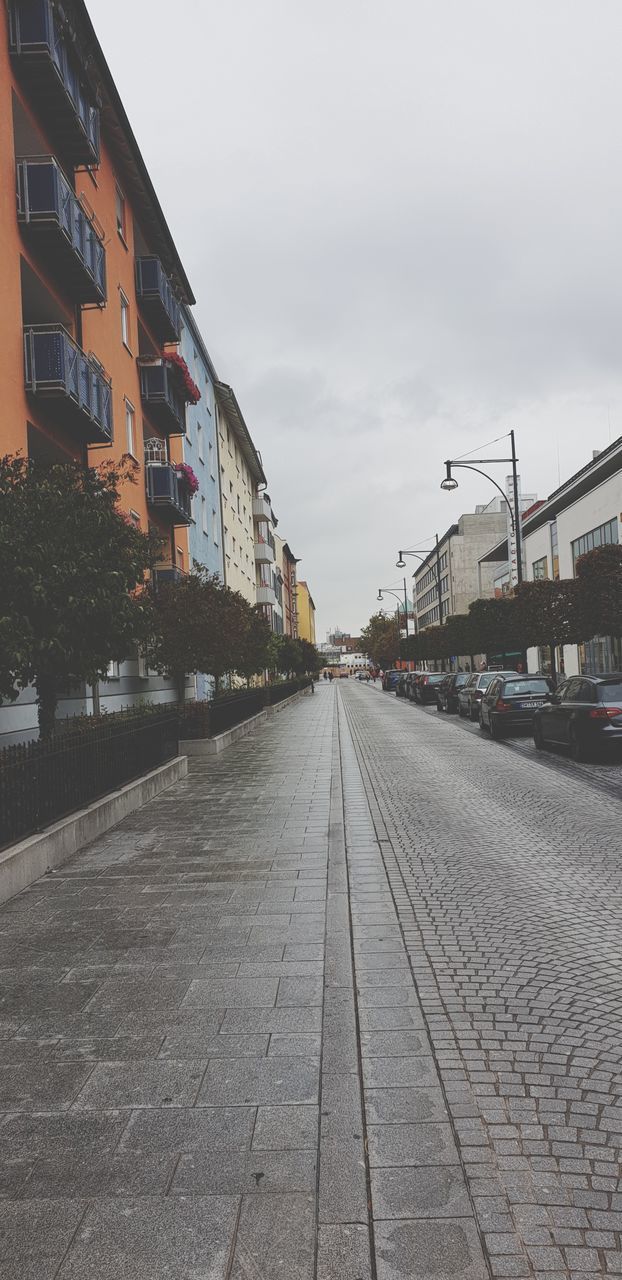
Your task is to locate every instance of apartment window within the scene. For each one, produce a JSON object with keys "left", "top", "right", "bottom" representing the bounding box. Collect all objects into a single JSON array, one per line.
[
  {"left": 197, "top": 422, "right": 204, "bottom": 463},
  {"left": 212, "top": 509, "right": 218, "bottom": 544},
  {"left": 115, "top": 185, "right": 126, "bottom": 240},
  {"left": 532, "top": 556, "right": 548, "bottom": 580},
  {"left": 120, "top": 290, "right": 130, "bottom": 348},
  {"left": 129, "top": 509, "right": 140, "bottom": 526},
  {"left": 237, "top": 494, "right": 241, "bottom": 515},
  {"left": 124, "top": 399, "right": 136, "bottom": 457},
  {"left": 106, "top": 660, "right": 120, "bottom": 679},
  {"left": 208, "top": 440, "right": 214, "bottom": 477},
  {"left": 550, "top": 521, "right": 560, "bottom": 581},
  {"left": 176, "top": 546, "right": 185, "bottom": 573},
  {"left": 201, "top": 496, "right": 207, "bottom": 535},
  {"left": 229, "top": 481, "right": 233, "bottom": 497},
  {"left": 571, "top": 518, "right": 618, "bottom": 569}
]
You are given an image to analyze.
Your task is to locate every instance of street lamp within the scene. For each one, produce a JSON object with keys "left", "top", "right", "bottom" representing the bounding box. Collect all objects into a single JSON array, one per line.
[
  {"left": 377, "top": 584, "right": 409, "bottom": 638},
  {"left": 440, "top": 430, "right": 522, "bottom": 584},
  {"left": 395, "top": 539, "right": 444, "bottom": 636}
]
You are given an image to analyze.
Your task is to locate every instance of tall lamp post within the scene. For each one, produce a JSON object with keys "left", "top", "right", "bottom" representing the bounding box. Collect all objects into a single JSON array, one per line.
[
  {"left": 440, "top": 430, "right": 522, "bottom": 585},
  {"left": 377, "top": 587, "right": 409, "bottom": 666},
  {"left": 396, "top": 537, "right": 444, "bottom": 633}
]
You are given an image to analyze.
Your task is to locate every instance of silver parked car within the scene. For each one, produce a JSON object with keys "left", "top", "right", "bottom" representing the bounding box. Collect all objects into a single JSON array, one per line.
[{"left": 457, "top": 670, "right": 518, "bottom": 721}]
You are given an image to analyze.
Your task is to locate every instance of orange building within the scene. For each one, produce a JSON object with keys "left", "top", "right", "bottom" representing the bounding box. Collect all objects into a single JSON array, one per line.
[{"left": 1, "top": 0, "right": 195, "bottom": 576}]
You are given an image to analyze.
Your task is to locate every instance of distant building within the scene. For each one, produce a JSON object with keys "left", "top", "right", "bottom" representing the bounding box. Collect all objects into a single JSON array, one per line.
[
  {"left": 215, "top": 383, "right": 265, "bottom": 607},
  {"left": 297, "top": 582, "right": 317, "bottom": 644},
  {"left": 413, "top": 505, "right": 508, "bottom": 629}
]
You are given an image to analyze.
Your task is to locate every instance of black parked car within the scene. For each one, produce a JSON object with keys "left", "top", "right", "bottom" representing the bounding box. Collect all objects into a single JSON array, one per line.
[
  {"left": 533, "top": 672, "right": 622, "bottom": 761},
  {"left": 437, "top": 672, "right": 472, "bottom": 714},
  {"left": 479, "top": 674, "right": 554, "bottom": 739},
  {"left": 415, "top": 673, "right": 446, "bottom": 705},
  {"left": 396, "top": 673, "right": 409, "bottom": 697},
  {"left": 457, "top": 670, "right": 517, "bottom": 721}
]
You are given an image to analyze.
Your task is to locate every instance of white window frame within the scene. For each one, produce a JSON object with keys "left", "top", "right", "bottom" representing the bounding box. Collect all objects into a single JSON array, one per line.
[
  {"left": 120, "top": 290, "right": 130, "bottom": 349},
  {"left": 124, "top": 398, "right": 136, "bottom": 458}
]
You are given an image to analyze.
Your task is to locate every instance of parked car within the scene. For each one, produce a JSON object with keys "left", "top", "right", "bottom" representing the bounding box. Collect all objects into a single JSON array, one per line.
[
  {"left": 396, "top": 673, "right": 410, "bottom": 697},
  {"left": 357, "top": 671, "right": 371, "bottom": 681},
  {"left": 457, "top": 670, "right": 517, "bottom": 721},
  {"left": 437, "top": 672, "right": 472, "bottom": 714},
  {"left": 414, "top": 672, "right": 446, "bottom": 705},
  {"left": 479, "top": 674, "right": 555, "bottom": 739},
  {"left": 405, "top": 672, "right": 423, "bottom": 700},
  {"left": 533, "top": 672, "right": 622, "bottom": 761},
  {"left": 382, "top": 669, "right": 403, "bottom": 691}
]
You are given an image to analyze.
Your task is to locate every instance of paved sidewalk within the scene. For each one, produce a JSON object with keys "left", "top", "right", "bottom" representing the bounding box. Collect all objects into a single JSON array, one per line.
[{"left": 3, "top": 680, "right": 622, "bottom": 1278}]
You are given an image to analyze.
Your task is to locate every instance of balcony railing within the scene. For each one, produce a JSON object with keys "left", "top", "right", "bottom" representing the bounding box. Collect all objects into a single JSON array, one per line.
[
  {"left": 135, "top": 258, "right": 181, "bottom": 343},
  {"left": 145, "top": 462, "right": 192, "bottom": 525},
  {"left": 9, "top": 0, "right": 100, "bottom": 166},
  {"left": 17, "top": 157, "right": 106, "bottom": 304},
  {"left": 253, "top": 494, "right": 272, "bottom": 522},
  {"left": 153, "top": 566, "right": 185, "bottom": 588},
  {"left": 139, "top": 360, "right": 186, "bottom": 436},
  {"left": 256, "top": 583, "right": 277, "bottom": 606},
  {"left": 24, "top": 325, "right": 112, "bottom": 444},
  {"left": 254, "top": 535, "right": 276, "bottom": 564}
]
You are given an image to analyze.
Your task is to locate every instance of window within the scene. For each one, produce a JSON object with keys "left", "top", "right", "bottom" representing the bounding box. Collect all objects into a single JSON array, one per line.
[
  {"left": 212, "top": 509, "right": 218, "bottom": 544},
  {"left": 201, "top": 496, "right": 207, "bottom": 534},
  {"left": 197, "top": 422, "right": 204, "bottom": 463},
  {"left": 229, "top": 481, "right": 233, "bottom": 497},
  {"left": 176, "top": 546, "right": 184, "bottom": 573},
  {"left": 208, "top": 440, "right": 214, "bottom": 476},
  {"left": 237, "top": 494, "right": 241, "bottom": 514},
  {"left": 129, "top": 509, "right": 140, "bottom": 526},
  {"left": 120, "top": 290, "right": 130, "bottom": 348},
  {"left": 115, "top": 185, "right": 126, "bottom": 240},
  {"left": 124, "top": 399, "right": 136, "bottom": 457},
  {"left": 572, "top": 518, "right": 618, "bottom": 568},
  {"left": 106, "top": 660, "right": 120, "bottom": 680},
  {"left": 532, "top": 556, "right": 548, "bottom": 580},
  {"left": 550, "top": 522, "right": 559, "bottom": 580}
]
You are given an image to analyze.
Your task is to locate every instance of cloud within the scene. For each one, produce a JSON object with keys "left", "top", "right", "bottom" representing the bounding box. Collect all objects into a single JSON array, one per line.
[{"left": 89, "top": 0, "right": 622, "bottom": 635}]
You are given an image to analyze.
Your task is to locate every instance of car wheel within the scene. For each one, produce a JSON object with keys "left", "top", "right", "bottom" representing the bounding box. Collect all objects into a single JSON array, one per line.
[
  {"left": 569, "top": 726, "right": 591, "bottom": 763},
  {"left": 490, "top": 715, "right": 505, "bottom": 740},
  {"left": 533, "top": 721, "right": 546, "bottom": 751}
]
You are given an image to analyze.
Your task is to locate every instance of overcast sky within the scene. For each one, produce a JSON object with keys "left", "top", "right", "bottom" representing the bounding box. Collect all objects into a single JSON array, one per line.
[{"left": 90, "top": 0, "right": 622, "bottom": 638}]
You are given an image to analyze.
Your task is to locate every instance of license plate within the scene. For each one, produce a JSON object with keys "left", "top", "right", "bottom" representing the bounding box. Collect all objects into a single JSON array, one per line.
[{"left": 518, "top": 700, "right": 544, "bottom": 709}]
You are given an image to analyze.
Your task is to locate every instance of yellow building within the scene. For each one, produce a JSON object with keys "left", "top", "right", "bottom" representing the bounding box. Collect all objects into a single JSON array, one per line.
[{"left": 296, "top": 581, "right": 316, "bottom": 644}]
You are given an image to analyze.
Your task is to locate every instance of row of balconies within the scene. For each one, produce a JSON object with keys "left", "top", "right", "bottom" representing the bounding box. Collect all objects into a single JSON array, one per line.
[{"left": 17, "top": 157, "right": 181, "bottom": 340}]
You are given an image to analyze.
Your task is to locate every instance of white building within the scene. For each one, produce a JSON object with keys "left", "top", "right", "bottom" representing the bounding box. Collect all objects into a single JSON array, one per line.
[
  {"left": 522, "top": 440, "right": 622, "bottom": 677},
  {"left": 413, "top": 505, "right": 508, "bottom": 629}
]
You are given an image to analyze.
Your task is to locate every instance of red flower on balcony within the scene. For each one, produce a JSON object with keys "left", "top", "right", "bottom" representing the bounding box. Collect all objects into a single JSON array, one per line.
[
  {"left": 175, "top": 462, "right": 200, "bottom": 495},
  {"left": 162, "top": 351, "right": 201, "bottom": 404}
]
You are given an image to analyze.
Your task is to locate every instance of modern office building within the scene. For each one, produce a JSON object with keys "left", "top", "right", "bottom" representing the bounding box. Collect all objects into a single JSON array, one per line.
[{"left": 413, "top": 505, "right": 508, "bottom": 630}]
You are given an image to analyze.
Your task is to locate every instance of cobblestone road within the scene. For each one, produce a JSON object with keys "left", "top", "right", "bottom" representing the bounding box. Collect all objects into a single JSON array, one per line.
[{"left": 1, "top": 682, "right": 621, "bottom": 1278}]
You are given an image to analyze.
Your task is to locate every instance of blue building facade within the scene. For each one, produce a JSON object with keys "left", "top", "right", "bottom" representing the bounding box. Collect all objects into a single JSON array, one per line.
[{"left": 179, "top": 306, "right": 224, "bottom": 700}]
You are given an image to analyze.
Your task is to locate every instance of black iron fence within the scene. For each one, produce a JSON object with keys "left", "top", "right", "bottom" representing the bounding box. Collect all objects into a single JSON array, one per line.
[
  {"left": 0, "top": 708, "right": 179, "bottom": 851},
  {"left": 179, "top": 677, "right": 313, "bottom": 739}
]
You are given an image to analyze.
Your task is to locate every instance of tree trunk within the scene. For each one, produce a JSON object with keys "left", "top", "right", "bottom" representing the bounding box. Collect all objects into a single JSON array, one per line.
[
  {"left": 36, "top": 674, "right": 58, "bottom": 740},
  {"left": 91, "top": 680, "right": 101, "bottom": 717}
]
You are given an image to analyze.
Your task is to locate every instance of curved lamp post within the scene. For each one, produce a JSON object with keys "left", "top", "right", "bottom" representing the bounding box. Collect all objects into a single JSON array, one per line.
[
  {"left": 396, "top": 539, "right": 444, "bottom": 632},
  {"left": 440, "top": 430, "right": 522, "bottom": 584},
  {"left": 377, "top": 584, "right": 409, "bottom": 638}
]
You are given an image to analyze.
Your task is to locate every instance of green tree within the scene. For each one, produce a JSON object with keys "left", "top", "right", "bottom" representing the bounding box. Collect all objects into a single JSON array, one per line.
[
  {"left": 0, "top": 454, "right": 156, "bottom": 737},
  {"left": 269, "top": 634, "right": 302, "bottom": 678},
  {"left": 360, "top": 613, "right": 400, "bottom": 667},
  {"left": 299, "top": 639, "right": 321, "bottom": 675},
  {"left": 574, "top": 544, "right": 622, "bottom": 639},
  {"left": 148, "top": 568, "right": 250, "bottom": 698},
  {"left": 237, "top": 607, "right": 272, "bottom": 685}
]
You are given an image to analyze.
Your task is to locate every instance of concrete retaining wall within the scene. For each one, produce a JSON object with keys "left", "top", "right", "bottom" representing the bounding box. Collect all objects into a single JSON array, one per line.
[
  {"left": 0, "top": 755, "right": 188, "bottom": 907},
  {"left": 181, "top": 683, "right": 314, "bottom": 758}
]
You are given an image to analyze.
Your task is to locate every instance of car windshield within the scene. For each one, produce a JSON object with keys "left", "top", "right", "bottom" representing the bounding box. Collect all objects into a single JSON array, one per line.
[
  {"left": 454, "top": 674, "right": 470, "bottom": 686},
  {"left": 478, "top": 674, "right": 495, "bottom": 688},
  {"left": 427, "top": 674, "right": 444, "bottom": 683},
  {"left": 598, "top": 682, "right": 622, "bottom": 700},
  {"left": 502, "top": 679, "right": 550, "bottom": 697}
]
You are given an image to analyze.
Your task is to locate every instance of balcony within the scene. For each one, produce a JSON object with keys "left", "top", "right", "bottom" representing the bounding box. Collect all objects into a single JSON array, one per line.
[
  {"left": 24, "top": 324, "right": 112, "bottom": 444},
  {"left": 256, "top": 584, "right": 277, "bottom": 606},
  {"left": 153, "top": 566, "right": 185, "bottom": 588},
  {"left": 254, "top": 535, "right": 275, "bottom": 564},
  {"left": 17, "top": 157, "right": 106, "bottom": 304},
  {"left": 9, "top": 0, "right": 100, "bottom": 166},
  {"left": 139, "top": 360, "right": 186, "bottom": 436},
  {"left": 135, "top": 258, "right": 181, "bottom": 343},
  {"left": 252, "top": 494, "right": 273, "bottom": 522},
  {"left": 145, "top": 462, "right": 192, "bottom": 525}
]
